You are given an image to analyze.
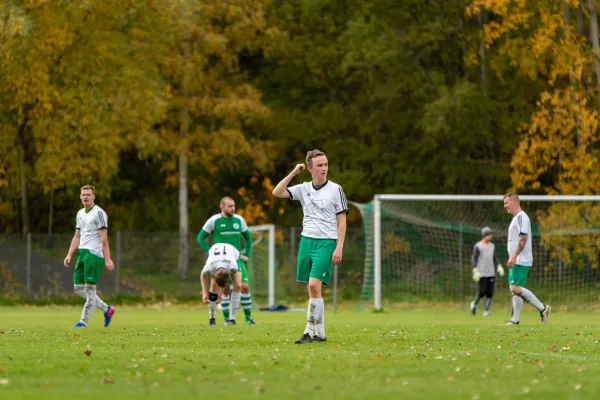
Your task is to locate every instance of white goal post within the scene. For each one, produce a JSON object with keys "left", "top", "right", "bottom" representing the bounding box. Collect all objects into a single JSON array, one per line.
[
  {"left": 248, "top": 224, "right": 276, "bottom": 307},
  {"left": 372, "top": 195, "right": 600, "bottom": 311}
]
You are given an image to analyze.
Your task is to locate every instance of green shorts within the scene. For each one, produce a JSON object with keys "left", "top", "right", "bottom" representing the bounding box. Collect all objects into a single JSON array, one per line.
[
  {"left": 73, "top": 249, "right": 104, "bottom": 285},
  {"left": 297, "top": 236, "right": 336, "bottom": 286},
  {"left": 227, "top": 259, "right": 248, "bottom": 285},
  {"left": 509, "top": 264, "right": 531, "bottom": 287}
]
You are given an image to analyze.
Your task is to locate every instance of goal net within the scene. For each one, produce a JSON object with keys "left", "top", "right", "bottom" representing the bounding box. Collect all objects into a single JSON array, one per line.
[{"left": 354, "top": 195, "right": 600, "bottom": 311}]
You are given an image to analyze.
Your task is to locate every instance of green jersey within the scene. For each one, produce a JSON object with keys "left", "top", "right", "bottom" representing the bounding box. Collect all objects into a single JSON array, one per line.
[{"left": 197, "top": 213, "right": 252, "bottom": 256}]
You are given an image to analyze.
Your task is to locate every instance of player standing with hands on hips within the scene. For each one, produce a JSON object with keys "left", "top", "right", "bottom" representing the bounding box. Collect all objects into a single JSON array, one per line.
[
  {"left": 503, "top": 192, "right": 551, "bottom": 325},
  {"left": 272, "top": 149, "right": 349, "bottom": 344}
]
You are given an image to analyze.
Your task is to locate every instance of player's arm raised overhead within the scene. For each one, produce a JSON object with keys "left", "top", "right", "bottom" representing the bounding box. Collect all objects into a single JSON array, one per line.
[{"left": 272, "top": 164, "right": 306, "bottom": 198}]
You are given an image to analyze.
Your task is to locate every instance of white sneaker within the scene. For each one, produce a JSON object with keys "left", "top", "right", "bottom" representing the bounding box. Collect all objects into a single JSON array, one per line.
[{"left": 483, "top": 311, "right": 490, "bottom": 317}]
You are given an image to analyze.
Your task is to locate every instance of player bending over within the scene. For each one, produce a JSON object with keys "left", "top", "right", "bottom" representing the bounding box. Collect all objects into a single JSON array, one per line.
[{"left": 201, "top": 243, "right": 246, "bottom": 326}]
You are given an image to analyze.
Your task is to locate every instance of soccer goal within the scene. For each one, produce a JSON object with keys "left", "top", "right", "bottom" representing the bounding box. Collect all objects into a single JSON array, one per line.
[
  {"left": 247, "top": 224, "right": 277, "bottom": 307},
  {"left": 353, "top": 195, "right": 600, "bottom": 311}
]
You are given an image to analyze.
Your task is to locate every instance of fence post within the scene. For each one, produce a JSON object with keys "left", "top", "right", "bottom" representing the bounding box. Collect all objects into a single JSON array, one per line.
[
  {"left": 289, "top": 227, "right": 296, "bottom": 295},
  {"left": 116, "top": 231, "right": 121, "bottom": 295},
  {"left": 332, "top": 264, "right": 338, "bottom": 313},
  {"left": 26, "top": 232, "right": 31, "bottom": 296},
  {"left": 458, "top": 223, "right": 464, "bottom": 297}
]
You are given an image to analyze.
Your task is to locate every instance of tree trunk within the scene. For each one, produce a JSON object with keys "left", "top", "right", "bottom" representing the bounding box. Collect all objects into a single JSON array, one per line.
[
  {"left": 48, "top": 189, "right": 54, "bottom": 235},
  {"left": 19, "top": 149, "right": 29, "bottom": 236},
  {"left": 587, "top": 0, "right": 600, "bottom": 112},
  {"left": 178, "top": 143, "right": 188, "bottom": 280},
  {"left": 177, "top": 31, "right": 191, "bottom": 280}
]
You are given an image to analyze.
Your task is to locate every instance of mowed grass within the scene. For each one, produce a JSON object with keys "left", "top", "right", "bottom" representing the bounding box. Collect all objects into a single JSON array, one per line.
[{"left": 1, "top": 306, "right": 599, "bottom": 400}]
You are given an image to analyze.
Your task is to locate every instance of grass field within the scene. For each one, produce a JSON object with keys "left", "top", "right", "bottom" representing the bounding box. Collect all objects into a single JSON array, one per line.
[{"left": 1, "top": 306, "right": 599, "bottom": 400}]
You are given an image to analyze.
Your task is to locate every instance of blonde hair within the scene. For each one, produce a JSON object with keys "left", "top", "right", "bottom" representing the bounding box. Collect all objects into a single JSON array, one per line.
[
  {"left": 306, "top": 149, "right": 326, "bottom": 167},
  {"left": 81, "top": 185, "right": 95, "bottom": 194},
  {"left": 503, "top": 192, "right": 519, "bottom": 202}
]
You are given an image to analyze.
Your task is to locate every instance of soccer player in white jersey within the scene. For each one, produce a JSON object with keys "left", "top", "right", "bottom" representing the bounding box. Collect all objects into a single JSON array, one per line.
[
  {"left": 503, "top": 193, "right": 551, "bottom": 325},
  {"left": 63, "top": 185, "right": 116, "bottom": 328},
  {"left": 272, "top": 149, "right": 349, "bottom": 344},
  {"left": 201, "top": 243, "right": 244, "bottom": 326}
]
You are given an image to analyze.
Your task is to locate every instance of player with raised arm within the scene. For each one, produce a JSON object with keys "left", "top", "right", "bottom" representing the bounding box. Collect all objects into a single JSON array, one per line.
[
  {"left": 197, "top": 197, "right": 255, "bottom": 324},
  {"left": 272, "top": 149, "right": 348, "bottom": 344},
  {"left": 503, "top": 193, "right": 551, "bottom": 325},
  {"left": 63, "top": 185, "right": 116, "bottom": 328},
  {"left": 469, "top": 226, "right": 504, "bottom": 316},
  {"left": 201, "top": 243, "right": 245, "bottom": 326}
]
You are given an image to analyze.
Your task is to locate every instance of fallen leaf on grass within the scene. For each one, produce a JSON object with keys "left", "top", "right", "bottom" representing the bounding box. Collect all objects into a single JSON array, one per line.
[
  {"left": 157, "top": 367, "right": 165, "bottom": 373},
  {"left": 550, "top": 344, "right": 558, "bottom": 352},
  {"left": 574, "top": 384, "right": 583, "bottom": 390},
  {"left": 447, "top": 375, "right": 454, "bottom": 381},
  {"left": 103, "top": 378, "right": 114, "bottom": 384},
  {"left": 0, "top": 379, "right": 8, "bottom": 385},
  {"left": 84, "top": 350, "right": 92, "bottom": 357},
  {"left": 560, "top": 346, "right": 571, "bottom": 352}
]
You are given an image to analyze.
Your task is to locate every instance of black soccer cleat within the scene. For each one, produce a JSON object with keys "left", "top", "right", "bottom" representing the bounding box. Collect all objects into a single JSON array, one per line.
[
  {"left": 295, "top": 333, "right": 313, "bottom": 344},
  {"left": 224, "top": 319, "right": 236, "bottom": 326},
  {"left": 312, "top": 336, "right": 327, "bottom": 343},
  {"left": 209, "top": 318, "right": 216, "bottom": 326}
]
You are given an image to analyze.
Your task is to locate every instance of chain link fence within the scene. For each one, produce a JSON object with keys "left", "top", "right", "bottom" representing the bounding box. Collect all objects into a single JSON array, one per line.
[{"left": 0, "top": 227, "right": 366, "bottom": 306}]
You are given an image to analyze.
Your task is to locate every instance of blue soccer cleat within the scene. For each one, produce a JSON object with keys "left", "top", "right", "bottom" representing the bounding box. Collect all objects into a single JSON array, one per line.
[
  {"left": 245, "top": 318, "right": 256, "bottom": 325},
  {"left": 72, "top": 322, "right": 87, "bottom": 328},
  {"left": 104, "top": 306, "right": 116, "bottom": 327}
]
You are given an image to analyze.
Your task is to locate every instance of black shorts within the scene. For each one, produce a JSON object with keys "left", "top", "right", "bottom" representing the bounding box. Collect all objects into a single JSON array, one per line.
[{"left": 478, "top": 277, "right": 495, "bottom": 297}]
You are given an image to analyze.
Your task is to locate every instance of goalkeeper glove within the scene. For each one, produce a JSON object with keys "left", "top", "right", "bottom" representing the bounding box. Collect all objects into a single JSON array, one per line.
[
  {"left": 497, "top": 264, "right": 505, "bottom": 276},
  {"left": 472, "top": 268, "right": 481, "bottom": 282}
]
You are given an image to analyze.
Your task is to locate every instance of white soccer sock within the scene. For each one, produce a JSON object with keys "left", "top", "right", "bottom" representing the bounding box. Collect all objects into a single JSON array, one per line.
[
  {"left": 315, "top": 298, "right": 325, "bottom": 338},
  {"left": 80, "top": 285, "right": 97, "bottom": 325},
  {"left": 229, "top": 291, "right": 241, "bottom": 321},
  {"left": 303, "top": 298, "right": 319, "bottom": 336},
  {"left": 75, "top": 285, "right": 108, "bottom": 312},
  {"left": 511, "top": 294, "right": 523, "bottom": 323},
  {"left": 519, "top": 288, "right": 545, "bottom": 312},
  {"left": 208, "top": 301, "right": 217, "bottom": 319}
]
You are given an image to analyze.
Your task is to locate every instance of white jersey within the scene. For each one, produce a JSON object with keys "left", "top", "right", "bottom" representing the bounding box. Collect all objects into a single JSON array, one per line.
[
  {"left": 76, "top": 205, "right": 108, "bottom": 258},
  {"left": 201, "top": 243, "right": 240, "bottom": 276},
  {"left": 507, "top": 210, "right": 533, "bottom": 266},
  {"left": 287, "top": 180, "right": 349, "bottom": 240}
]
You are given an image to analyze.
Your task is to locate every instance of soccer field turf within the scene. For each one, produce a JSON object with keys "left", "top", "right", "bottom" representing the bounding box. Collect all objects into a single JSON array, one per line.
[{"left": 1, "top": 307, "right": 599, "bottom": 399}]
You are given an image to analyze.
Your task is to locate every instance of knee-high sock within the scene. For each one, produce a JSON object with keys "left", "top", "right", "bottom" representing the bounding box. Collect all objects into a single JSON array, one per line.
[
  {"left": 221, "top": 294, "right": 230, "bottom": 320},
  {"left": 303, "top": 298, "right": 319, "bottom": 336},
  {"left": 75, "top": 284, "right": 108, "bottom": 312},
  {"left": 315, "top": 299, "right": 325, "bottom": 338},
  {"left": 229, "top": 291, "right": 241, "bottom": 321},
  {"left": 209, "top": 301, "right": 217, "bottom": 319},
  {"left": 80, "top": 285, "right": 97, "bottom": 325},
  {"left": 473, "top": 293, "right": 481, "bottom": 305},
  {"left": 519, "top": 287, "right": 545, "bottom": 312},
  {"left": 241, "top": 293, "right": 252, "bottom": 320},
  {"left": 511, "top": 294, "right": 523, "bottom": 323}
]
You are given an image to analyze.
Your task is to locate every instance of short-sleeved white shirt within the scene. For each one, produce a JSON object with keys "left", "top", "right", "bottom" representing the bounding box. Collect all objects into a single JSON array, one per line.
[
  {"left": 507, "top": 210, "right": 533, "bottom": 266},
  {"left": 287, "top": 180, "right": 348, "bottom": 240},
  {"left": 201, "top": 243, "right": 240, "bottom": 275},
  {"left": 76, "top": 205, "right": 108, "bottom": 258}
]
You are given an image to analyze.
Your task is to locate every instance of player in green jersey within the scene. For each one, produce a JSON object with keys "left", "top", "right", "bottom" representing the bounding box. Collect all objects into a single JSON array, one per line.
[{"left": 197, "top": 197, "right": 255, "bottom": 324}]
